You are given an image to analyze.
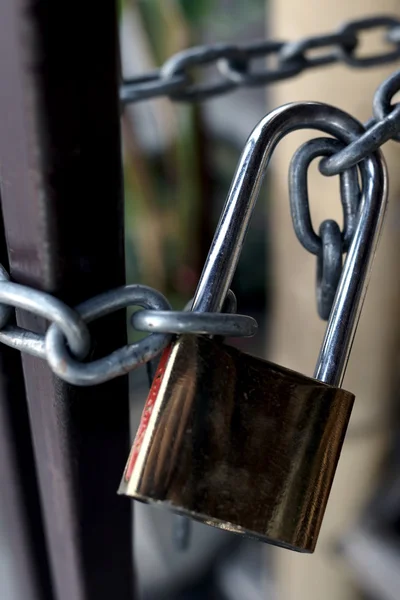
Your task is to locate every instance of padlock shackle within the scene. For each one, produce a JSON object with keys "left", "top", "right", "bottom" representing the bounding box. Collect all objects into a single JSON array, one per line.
[{"left": 191, "top": 101, "right": 387, "bottom": 387}]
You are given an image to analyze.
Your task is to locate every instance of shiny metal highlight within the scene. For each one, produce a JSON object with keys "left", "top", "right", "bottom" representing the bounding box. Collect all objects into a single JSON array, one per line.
[
  {"left": 132, "top": 310, "right": 257, "bottom": 338},
  {"left": 0, "top": 276, "right": 90, "bottom": 360}
]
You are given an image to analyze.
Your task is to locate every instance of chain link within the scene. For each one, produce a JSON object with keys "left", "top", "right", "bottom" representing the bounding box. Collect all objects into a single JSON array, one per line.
[
  {"left": 289, "top": 137, "right": 361, "bottom": 319},
  {"left": 292, "top": 64, "right": 400, "bottom": 313},
  {"left": 373, "top": 69, "right": 400, "bottom": 141},
  {"left": 121, "top": 15, "right": 400, "bottom": 104},
  {"left": 321, "top": 68, "right": 400, "bottom": 175},
  {"left": 336, "top": 17, "right": 400, "bottom": 67},
  {"left": 289, "top": 138, "right": 361, "bottom": 254},
  {"left": 0, "top": 281, "right": 91, "bottom": 359},
  {"left": 0, "top": 264, "right": 256, "bottom": 386},
  {"left": 317, "top": 221, "right": 343, "bottom": 321}
]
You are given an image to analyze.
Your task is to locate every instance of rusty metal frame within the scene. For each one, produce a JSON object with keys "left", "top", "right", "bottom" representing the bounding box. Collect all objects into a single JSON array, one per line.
[{"left": 0, "top": 1, "right": 135, "bottom": 599}]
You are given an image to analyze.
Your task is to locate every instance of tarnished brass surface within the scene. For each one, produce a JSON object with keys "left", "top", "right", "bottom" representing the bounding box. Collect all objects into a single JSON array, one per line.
[{"left": 119, "top": 336, "right": 354, "bottom": 552}]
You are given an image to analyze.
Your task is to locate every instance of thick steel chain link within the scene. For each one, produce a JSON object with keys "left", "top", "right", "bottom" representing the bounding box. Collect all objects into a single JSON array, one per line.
[
  {"left": 321, "top": 68, "right": 400, "bottom": 174},
  {"left": 121, "top": 15, "right": 400, "bottom": 104},
  {"left": 289, "top": 137, "right": 361, "bottom": 319},
  {"left": 289, "top": 66, "right": 400, "bottom": 316}
]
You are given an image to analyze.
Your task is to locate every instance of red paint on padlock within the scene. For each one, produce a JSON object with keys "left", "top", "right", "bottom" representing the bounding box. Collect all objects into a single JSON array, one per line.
[{"left": 124, "top": 344, "right": 173, "bottom": 481}]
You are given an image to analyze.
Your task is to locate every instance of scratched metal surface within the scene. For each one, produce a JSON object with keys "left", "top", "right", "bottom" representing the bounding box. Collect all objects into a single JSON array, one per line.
[{"left": 121, "top": 335, "right": 354, "bottom": 553}]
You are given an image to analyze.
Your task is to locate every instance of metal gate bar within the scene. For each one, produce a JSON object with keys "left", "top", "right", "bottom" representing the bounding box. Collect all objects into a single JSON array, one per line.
[
  {"left": 0, "top": 208, "right": 53, "bottom": 600},
  {"left": 0, "top": 1, "right": 134, "bottom": 599}
]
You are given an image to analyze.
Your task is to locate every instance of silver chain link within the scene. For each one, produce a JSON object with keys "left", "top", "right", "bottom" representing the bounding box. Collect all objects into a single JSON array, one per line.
[
  {"left": 321, "top": 68, "right": 400, "bottom": 174},
  {"left": 121, "top": 15, "right": 400, "bottom": 104},
  {"left": 305, "top": 68, "right": 400, "bottom": 316},
  {"left": 0, "top": 265, "right": 255, "bottom": 386}
]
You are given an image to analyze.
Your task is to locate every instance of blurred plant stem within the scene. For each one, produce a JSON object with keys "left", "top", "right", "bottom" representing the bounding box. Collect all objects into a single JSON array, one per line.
[
  {"left": 138, "top": 0, "right": 190, "bottom": 63},
  {"left": 122, "top": 0, "right": 211, "bottom": 303},
  {"left": 122, "top": 112, "right": 167, "bottom": 292}
]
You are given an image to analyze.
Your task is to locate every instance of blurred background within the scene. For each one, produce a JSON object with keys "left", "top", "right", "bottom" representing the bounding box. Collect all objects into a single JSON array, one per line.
[{"left": 119, "top": 1, "right": 400, "bottom": 599}]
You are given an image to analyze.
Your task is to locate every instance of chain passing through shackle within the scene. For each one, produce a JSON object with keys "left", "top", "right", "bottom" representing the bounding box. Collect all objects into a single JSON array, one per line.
[
  {"left": 321, "top": 68, "right": 400, "bottom": 174},
  {"left": 119, "top": 102, "right": 387, "bottom": 552},
  {"left": 0, "top": 276, "right": 256, "bottom": 387},
  {"left": 190, "top": 101, "right": 387, "bottom": 381},
  {"left": 137, "top": 286, "right": 250, "bottom": 552}
]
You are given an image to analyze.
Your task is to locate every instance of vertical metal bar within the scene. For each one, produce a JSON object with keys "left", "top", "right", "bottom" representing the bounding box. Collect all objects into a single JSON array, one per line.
[
  {"left": 0, "top": 358, "right": 47, "bottom": 600},
  {"left": 0, "top": 1, "right": 135, "bottom": 599},
  {"left": 0, "top": 210, "right": 53, "bottom": 600}
]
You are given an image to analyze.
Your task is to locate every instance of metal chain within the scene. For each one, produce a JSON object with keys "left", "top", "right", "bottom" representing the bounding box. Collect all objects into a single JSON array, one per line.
[
  {"left": 290, "top": 67, "right": 400, "bottom": 317},
  {"left": 321, "top": 68, "right": 400, "bottom": 174},
  {"left": 121, "top": 15, "right": 400, "bottom": 104},
  {"left": 0, "top": 265, "right": 256, "bottom": 386},
  {"left": 0, "top": 15, "right": 398, "bottom": 383}
]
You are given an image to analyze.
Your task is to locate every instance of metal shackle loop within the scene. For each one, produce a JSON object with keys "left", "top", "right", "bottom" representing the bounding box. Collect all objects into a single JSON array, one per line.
[{"left": 191, "top": 101, "right": 388, "bottom": 387}]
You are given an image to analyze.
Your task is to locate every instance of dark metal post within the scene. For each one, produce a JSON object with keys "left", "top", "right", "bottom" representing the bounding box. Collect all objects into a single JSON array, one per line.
[
  {"left": 0, "top": 212, "right": 53, "bottom": 600},
  {"left": 0, "top": 327, "right": 53, "bottom": 600},
  {"left": 0, "top": 1, "right": 135, "bottom": 599}
]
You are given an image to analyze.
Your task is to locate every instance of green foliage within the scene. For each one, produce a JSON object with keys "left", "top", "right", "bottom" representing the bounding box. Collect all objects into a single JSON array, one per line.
[
  {"left": 117, "top": 0, "right": 125, "bottom": 21},
  {"left": 178, "top": 0, "right": 215, "bottom": 24}
]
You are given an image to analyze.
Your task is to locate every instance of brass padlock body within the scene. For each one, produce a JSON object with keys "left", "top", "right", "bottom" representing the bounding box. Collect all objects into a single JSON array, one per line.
[{"left": 119, "top": 335, "right": 354, "bottom": 552}]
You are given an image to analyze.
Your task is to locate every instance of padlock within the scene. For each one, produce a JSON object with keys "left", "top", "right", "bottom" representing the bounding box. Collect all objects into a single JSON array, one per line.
[{"left": 118, "top": 102, "right": 387, "bottom": 553}]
